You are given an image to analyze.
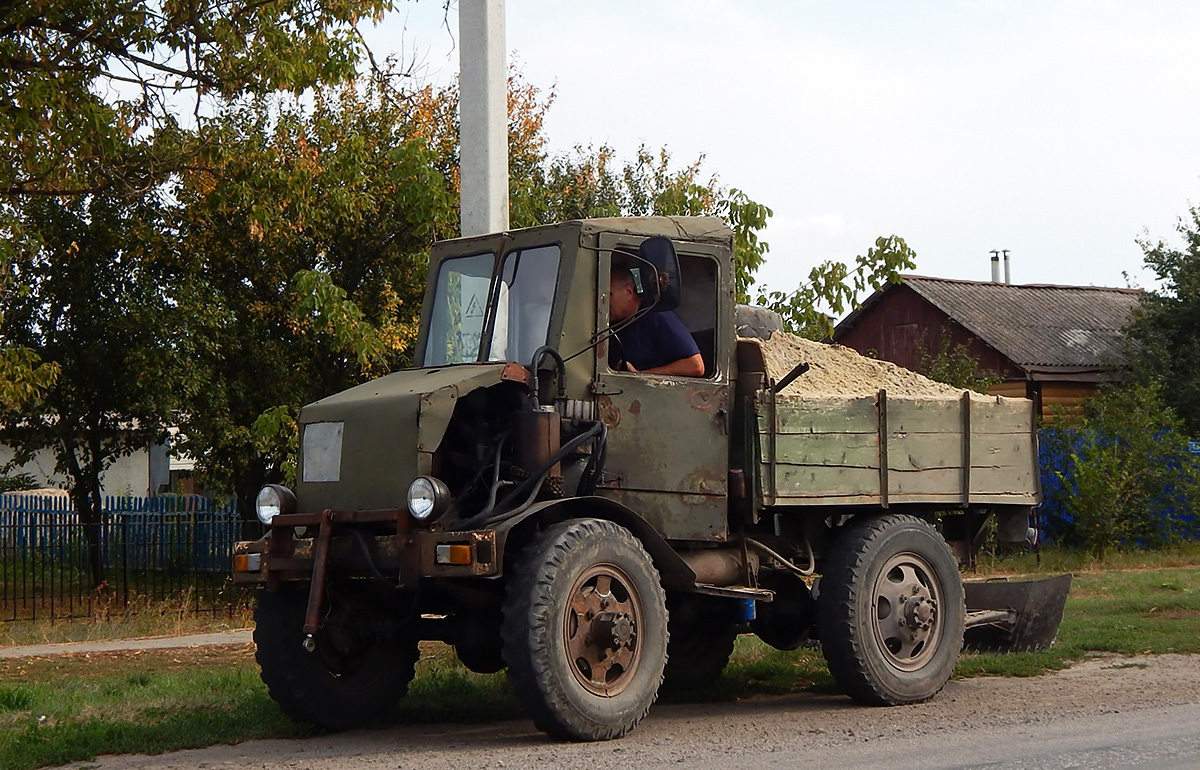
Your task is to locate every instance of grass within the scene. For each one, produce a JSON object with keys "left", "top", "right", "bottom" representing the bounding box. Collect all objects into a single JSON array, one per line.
[
  {"left": 972, "top": 540, "right": 1200, "bottom": 577},
  {"left": 1, "top": 557, "right": 1199, "bottom": 770}
]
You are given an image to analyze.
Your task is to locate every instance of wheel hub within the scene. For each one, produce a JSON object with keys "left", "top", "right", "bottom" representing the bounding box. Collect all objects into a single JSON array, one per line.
[
  {"left": 592, "top": 612, "right": 635, "bottom": 649},
  {"left": 564, "top": 565, "right": 644, "bottom": 696},
  {"left": 903, "top": 593, "right": 936, "bottom": 632},
  {"left": 872, "top": 552, "right": 944, "bottom": 672}
]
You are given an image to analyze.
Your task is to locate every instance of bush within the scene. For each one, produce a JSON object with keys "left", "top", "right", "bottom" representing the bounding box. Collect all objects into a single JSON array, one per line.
[{"left": 1038, "top": 384, "right": 1200, "bottom": 558}]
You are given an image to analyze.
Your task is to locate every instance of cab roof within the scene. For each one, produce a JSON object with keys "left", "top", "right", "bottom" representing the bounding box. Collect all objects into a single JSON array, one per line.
[{"left": 432, "top": 216, "right": 734, "bottom": 256}]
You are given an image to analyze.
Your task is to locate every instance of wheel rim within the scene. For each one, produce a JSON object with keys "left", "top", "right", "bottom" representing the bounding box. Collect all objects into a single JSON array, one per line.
[
  {"left": 563, "top": 563, "right": 644, "bottom": 697},
  {"left": 871, "top": 551, "right": 944, "bottom": 672}
]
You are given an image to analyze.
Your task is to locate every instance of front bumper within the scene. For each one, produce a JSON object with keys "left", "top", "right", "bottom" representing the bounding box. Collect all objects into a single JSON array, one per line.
[{"left": 231, "top": 509, "right": 499, "bottom": 586}]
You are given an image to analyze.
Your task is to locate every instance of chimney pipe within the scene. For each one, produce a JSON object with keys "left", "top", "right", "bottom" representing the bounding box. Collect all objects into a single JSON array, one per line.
[
  {"left": 989, "top": 250, "right": 1001, "bottom": 282},
  {"left": 1002, "top": 249, "right": 1011, "bottom": 284}
]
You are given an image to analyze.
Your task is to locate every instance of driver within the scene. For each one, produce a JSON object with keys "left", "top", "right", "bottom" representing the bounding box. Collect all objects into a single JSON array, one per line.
[{"left": 608, "top": 266, "right": 704, "bottom": 377}]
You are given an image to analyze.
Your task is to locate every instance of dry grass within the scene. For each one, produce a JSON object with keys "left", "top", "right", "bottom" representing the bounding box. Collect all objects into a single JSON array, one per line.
[{"left": 0, "top": 590, "right": 254, "bottom": 649}]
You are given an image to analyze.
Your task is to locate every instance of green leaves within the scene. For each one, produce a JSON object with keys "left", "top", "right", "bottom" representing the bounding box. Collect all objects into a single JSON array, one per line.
[
  {"left": 717, "top": 189, "right": 773, "bottom": 304},
  {"left": 1, "top": 0, "right": 394, "bottom": 197},
  {"left": 0, "top": 344, "right": 60, "bottom": 413},
  {"left": 510, "top": 138, "right": 775, "bottom": 299},
  {"left": 1125, "top": 200, "right": 1200, "bottom": 437},
  {"left": 915, "top": 332, "right": 1001, "bottom": 392},
  {"left": 755, "top": 235, "right": 917, "bottom": 340},
  {"left": 289, "top": 270, "right": 391, "bottom": 370},
  {"left": 252, "top": 405, "right": 298, "bottom": 485},
  {"left": 168, "top": 77, "right": 452, "bottom": 509}
]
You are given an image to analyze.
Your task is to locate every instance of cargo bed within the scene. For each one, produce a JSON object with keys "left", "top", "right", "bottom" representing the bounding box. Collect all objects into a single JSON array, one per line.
[{"left": 753, "top": 389, "right": 1039, "bottom": 507}]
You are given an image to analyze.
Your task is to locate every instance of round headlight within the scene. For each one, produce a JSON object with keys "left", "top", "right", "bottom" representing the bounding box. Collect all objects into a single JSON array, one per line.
[
  {"left": 256, "top": 484, "right": 296, "bottom": 526},
  {"left": 407, "top": 476, "right": 449, "bottom": 522}
]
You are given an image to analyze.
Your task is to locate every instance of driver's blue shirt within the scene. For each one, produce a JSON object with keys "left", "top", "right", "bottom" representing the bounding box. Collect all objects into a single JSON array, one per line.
[{"left": 610, "top": 311, "right": 700, "bottom": 372}]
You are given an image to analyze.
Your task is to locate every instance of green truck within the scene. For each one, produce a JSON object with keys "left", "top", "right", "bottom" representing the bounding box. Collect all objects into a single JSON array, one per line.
[{"left": 233, "top": 216, "right": 1069, "bottom": 741}]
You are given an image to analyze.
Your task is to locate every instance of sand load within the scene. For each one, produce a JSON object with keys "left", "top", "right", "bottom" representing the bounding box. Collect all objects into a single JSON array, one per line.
[{"left": 743, "top": 330, "right": 994, "bottom": 400}]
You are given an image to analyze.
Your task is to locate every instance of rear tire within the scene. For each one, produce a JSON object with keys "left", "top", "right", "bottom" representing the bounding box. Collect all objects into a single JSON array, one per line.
[
  {"left": 502, "top": 518, "right": 668, "bottom": 740},
  {"left": 662, "top": 595, "right": 737, "bottom": 691},
  {"left": 254, "top": 586, "right": 419, "bottom": 731},
  {"left": 817, "top": 514, "right": 964, "bottom": 706}
]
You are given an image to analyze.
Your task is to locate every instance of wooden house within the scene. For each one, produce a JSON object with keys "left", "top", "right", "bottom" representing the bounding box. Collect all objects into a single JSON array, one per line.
[{"left": 833, "top": 276, "right": 1142, "bottom": 420}]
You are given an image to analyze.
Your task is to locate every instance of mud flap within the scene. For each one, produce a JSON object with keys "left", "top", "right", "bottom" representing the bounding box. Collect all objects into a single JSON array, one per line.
[{"left": 963, "top": 573, "right": 1073, "bottom": 652}]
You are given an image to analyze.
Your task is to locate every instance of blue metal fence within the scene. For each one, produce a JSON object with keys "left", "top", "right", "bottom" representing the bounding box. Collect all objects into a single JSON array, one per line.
[
  {"left": 1037, "top": 427, "right": 1200, "bottom": 547},
  {"left": 0, "top": 493, "right": 248, "bottom": 622}
]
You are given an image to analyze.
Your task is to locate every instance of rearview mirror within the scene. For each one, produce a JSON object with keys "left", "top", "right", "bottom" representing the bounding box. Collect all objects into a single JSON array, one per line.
[{"left": 637, "top": 236, "right": 682, "bottom": 313}]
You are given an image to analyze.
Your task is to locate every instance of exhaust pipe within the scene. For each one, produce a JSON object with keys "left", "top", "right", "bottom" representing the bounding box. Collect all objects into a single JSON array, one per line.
[{"left": 680, "top": 548, "right": 759, "bottom": 586}]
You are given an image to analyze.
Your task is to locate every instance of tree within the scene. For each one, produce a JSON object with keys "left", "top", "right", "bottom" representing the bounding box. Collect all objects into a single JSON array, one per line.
[
  {"left": 0, "top": 342, "right": 59, "bottom": 413},
  {"left": 1124, "top": 201, "right": 1200, "bottom": 436},
  {"left": 2, "top": 213, "right": 60, "bottom": 409},
  {"left": 1, "top": 0, "right": 410, "bottom": 541},
  {"left": 0, "top": 193, "right": 194, "bottom": 586},
  {"left": 753, "top": 236, "right": 918, "bottom": 340}
]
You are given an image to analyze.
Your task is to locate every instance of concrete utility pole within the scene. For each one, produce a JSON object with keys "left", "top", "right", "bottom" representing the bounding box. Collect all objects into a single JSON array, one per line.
[{"left": 459, "top": 0, "right": 509, "bottom": 237}]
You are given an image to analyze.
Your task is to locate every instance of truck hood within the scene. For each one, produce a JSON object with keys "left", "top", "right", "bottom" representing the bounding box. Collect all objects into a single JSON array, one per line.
[{"left": 295, "top": 363, "right": 527, "bottom": 514}]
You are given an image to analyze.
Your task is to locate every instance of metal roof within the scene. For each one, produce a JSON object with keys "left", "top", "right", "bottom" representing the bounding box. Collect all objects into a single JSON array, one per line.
[{"left": 837, "top": 276, "right": 1142, "bottom": 373}]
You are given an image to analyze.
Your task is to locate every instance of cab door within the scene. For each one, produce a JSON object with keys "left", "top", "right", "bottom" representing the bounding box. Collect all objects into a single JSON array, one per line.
[{"left": 592, "top": 233, "right": 732, "bottom": 542}]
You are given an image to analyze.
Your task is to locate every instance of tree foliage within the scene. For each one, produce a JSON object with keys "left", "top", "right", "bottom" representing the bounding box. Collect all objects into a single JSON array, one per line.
[
  {"left": 754, "top": 236, "right": 917, "bottom": 340},
  {"left": 915, "top": 332, "right": 1001, "bottom": 392},
  {"left": 0, "top": 341, "right": 59, "bottom": 413},
  {"left": 514, "top": 143, "right": 774, "bottom": 300},
  {"left": 1124, "top": 201, "right": 1200, "bottom": 436},
  {"left": 0, "top": 0, "right": 393, "bottom": 197}
]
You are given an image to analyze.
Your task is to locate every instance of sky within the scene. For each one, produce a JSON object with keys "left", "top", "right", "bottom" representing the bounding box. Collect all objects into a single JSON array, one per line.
[{"left": 363, "top": 1, "right": 1200, "bottom": 295}]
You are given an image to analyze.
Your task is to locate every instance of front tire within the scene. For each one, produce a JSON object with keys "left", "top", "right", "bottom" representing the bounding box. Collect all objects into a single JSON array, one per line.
[
  {"left": 254, "top": 585, "right": 419, "bottom": 731},
  {"left": 502, "top": 518, "right": 669, "bottom": 741},
  {"left": 817, "top": 514, "right": 964, "bottom": 706}
]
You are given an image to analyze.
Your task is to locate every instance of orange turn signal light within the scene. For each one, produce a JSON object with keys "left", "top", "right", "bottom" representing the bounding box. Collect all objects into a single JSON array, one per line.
[
  {"left": 435, "top": 544, "right": 472, "bottom": 566},
  {"left": 233, "top": 553, "right": 262, "bottom": 572}
]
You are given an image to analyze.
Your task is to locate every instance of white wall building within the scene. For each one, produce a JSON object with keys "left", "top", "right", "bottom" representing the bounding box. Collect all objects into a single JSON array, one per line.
[{"left": 0, "top": 443, "right": 172, "bottom": 498}]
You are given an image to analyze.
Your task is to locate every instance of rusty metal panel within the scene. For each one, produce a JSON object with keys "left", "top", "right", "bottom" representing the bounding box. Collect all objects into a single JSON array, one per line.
[{"left": 416, "top": 530, "right": 499, "bottom": 577}]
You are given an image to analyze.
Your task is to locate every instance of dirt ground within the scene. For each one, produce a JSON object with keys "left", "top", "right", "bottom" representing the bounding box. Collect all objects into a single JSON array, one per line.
[{"left": 61, "top": 652, "right": 1200, "bottom": 770}]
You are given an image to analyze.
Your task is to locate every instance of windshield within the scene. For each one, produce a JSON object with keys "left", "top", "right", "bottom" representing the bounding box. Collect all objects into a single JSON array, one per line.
[
  {"left": 423, "top": 245, "right": 561, "bottom": 366},
  {"left": 425, "top": 252, "right": 495, "bottom": 366}
]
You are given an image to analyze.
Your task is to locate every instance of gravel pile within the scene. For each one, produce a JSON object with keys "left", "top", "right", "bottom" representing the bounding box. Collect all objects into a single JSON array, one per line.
[{"left": 745, "top": 330, "right": 985, "bottom": 399}]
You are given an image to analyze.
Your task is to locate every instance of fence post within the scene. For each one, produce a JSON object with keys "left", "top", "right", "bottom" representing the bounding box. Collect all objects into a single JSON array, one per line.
[{"left": 120, "top": 498, "right": 129, "bottom": 611}]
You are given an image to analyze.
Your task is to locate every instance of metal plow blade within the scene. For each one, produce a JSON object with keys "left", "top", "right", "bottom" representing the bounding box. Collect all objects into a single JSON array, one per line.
[{"left": 962, "top": 573, "right": 1073, "bottom": 653}]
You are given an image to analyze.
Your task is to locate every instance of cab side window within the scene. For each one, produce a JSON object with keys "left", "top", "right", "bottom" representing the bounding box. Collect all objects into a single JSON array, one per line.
[{"left": 606, "top": 253, "right": 717, "bottom": 378}]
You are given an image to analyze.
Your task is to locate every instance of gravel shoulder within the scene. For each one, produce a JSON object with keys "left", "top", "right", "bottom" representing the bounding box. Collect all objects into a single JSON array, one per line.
[
  {"left": 61, "top": 652, "right": 1200, "bottom": 770},
  {"left": 0, "top": 630, "right": 253, "bottom": 659}
]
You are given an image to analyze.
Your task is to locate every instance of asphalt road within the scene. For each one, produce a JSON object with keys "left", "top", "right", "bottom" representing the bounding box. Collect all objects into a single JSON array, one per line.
[{"left": 57, "top": 653, "right": 1200, "bottom": 770}]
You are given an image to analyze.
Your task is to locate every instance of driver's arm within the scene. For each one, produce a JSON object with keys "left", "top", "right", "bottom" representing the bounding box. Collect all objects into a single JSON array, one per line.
[{"left": 628, "top": 354, "right": 705, "bottom": 377}]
